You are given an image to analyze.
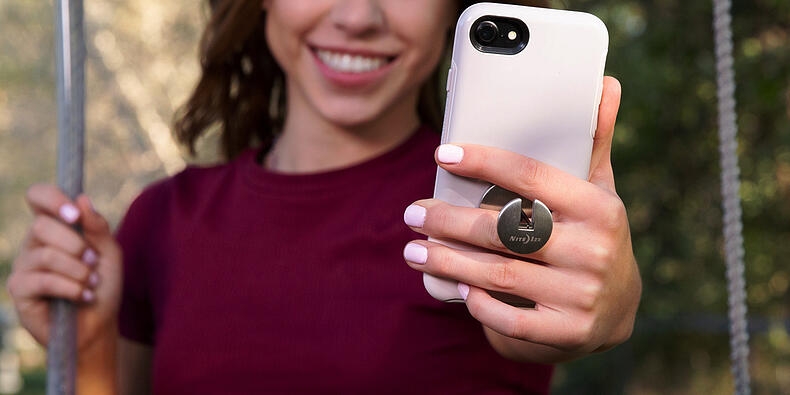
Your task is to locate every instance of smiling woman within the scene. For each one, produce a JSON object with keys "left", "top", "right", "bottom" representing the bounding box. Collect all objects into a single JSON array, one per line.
[
  {"left": 174, "top": 0, "right": 548, "bottom": 161},
  {"left": 260, "top": 0, "right": 455, "bottom": 172},
  {"left": 6, "top": 0, "right": 642, "bottom": 394}
]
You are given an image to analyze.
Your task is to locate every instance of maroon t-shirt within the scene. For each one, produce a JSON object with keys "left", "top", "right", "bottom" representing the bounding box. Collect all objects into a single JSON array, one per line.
[{"left": 117, "top": 126, "right": 553, "bottom": 394}]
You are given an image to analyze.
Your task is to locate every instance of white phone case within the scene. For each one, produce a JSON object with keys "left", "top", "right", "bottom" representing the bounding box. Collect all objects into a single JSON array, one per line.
[{"left": 424, "top": 3, "right": 609, "bottom": 303}]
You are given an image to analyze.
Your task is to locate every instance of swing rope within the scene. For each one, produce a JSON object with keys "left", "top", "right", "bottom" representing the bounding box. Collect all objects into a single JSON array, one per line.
[
  {"left": 712, "top": 0, "right": 751, "bottom": 394},
  {"left": 50, "top": 0, "right": 84, "bottom": 394}
]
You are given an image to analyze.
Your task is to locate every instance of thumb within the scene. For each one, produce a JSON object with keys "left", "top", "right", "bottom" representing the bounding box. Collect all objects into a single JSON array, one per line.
[
  {"left": 588, "top": 76, "right": 621, "bottom": 192},
  {"left": 74, "top": 195, "right": 114, "bottom": 249}
]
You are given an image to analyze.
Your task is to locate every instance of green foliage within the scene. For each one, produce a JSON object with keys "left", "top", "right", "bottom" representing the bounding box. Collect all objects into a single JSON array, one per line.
[{"left": 552, "top": 0, "right": 790, "bottom": 393}]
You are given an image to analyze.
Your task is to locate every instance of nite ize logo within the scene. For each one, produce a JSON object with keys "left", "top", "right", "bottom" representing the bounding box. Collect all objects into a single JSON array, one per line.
[{"left": 510, "top": 235, "right": 542, "bottom": 244}]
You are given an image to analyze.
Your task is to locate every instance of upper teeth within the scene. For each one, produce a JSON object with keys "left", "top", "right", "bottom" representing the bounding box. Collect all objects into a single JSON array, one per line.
[{"left": 316, "top": 49, "right": 387, "bottom": 73}]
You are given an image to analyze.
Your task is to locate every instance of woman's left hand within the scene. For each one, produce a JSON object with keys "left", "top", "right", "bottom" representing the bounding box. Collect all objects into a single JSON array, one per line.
[{"left": 403, "top": 77, "right": 641, "bottom": 362}]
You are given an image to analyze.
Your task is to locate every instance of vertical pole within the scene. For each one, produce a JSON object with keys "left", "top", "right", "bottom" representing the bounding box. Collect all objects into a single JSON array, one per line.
[{"left": 51, "top": 0, "right": 84, "bottom": 394}]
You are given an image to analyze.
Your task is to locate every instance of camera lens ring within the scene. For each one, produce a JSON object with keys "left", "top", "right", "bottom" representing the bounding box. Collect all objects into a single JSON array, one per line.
[{"left": 475, "top": 21, "right": 499, "bottom": 45}]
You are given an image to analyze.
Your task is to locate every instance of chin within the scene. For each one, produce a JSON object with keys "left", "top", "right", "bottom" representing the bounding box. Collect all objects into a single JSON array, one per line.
[
  {"left": 318, "top": 101, "right": 387, "bottom": 130},
  {"left": 326, "top": 113, "right": 380, "bottom": 130}
]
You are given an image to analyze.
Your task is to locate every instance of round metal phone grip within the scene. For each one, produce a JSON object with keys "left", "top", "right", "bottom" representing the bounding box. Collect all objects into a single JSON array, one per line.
[{"left": 480, "top": 185, "right": 552, "bottom": 254}]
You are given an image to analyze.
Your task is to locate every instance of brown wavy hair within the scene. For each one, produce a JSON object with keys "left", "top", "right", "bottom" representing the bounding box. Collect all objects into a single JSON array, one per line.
[{"left": 174, "top": 0, "right": 550, "bottom": 160}]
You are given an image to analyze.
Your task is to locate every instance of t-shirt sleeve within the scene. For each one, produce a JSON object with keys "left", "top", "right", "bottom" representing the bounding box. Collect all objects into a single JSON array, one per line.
[{"left": 116, "top": 187, "right": 161, "bottom": 345}]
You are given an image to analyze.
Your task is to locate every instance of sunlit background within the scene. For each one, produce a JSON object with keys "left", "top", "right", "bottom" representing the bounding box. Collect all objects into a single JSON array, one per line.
[{"left": 1, "top": 1, "right": 788, "bottom": 393}]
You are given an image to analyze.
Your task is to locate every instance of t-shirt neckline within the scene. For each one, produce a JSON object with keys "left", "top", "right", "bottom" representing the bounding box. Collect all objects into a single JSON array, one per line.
[{"left": 240, "top": 125, "right": 434, "bottom": 195}]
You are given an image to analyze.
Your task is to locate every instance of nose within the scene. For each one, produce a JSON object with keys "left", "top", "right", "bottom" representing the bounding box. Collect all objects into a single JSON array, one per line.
[{"left": 329, "top": 0, "right": 386, "bottom": 36}]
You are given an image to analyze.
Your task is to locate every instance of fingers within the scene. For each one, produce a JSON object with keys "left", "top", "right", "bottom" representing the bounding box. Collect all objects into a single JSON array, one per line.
[
  {"left": 404, "top": 199, "right": 623, "bottom": 268},
  {"left": 463, "top": 285, "right": 595, "bottom": 351},
  {"left": 26, "top": 183, "right": 79, "bottom": 222},
  {"left": 403, "top": 240, "right": 607, "bottom": 351},
  {"left": 26, "top": 185, "right": 111, "bottom": 237},
  {"left": 23, "top": 215, "right": 90, "bottom": 258},
  {"left": 403, "top": 240, "right": 581, "bottom": 307},
  {"left": 15, "top": 185, "right": 111, "bottom": 304},
  {"left": 24, "top": 184, "right": 114, "bottom": 250},
  {"left": 22, "top": 247, "right": 96, "bottom": 285},
  {"left": 434, "top": 144, "right": 607, "bottom": 219},
  {"left": 13, "top": 225, "right": 100, "bottom": 303},
  {"left": 74, "top": 195, "right": 114, "bottom": 248},
  {"left": 7, "top": 270, "right": 95, "bottom": 304},
  {"left": 433, "top": 76, "right": 623, "bottom": 214},
  {"left": 588, "top": 76, "right": 622, "bottom": 192}
]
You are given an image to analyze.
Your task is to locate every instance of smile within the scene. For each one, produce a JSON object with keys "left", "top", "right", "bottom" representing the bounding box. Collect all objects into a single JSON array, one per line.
[{"left": 315, "top": 49, "right": 391, "bottom": 74}]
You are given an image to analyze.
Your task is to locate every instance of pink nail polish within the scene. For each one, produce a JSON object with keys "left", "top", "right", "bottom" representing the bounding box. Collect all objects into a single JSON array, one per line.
[
  {"left": 403, "top": 243, "right": 428, "bottom": 264},
  {"left": 437, "top": 144, "right": 464, "bottom": 164},
  {"left": 457, "top": 283, "right": 470, "bottom": 301},
  {"left": 82, "top": 249, "right": 98, "bottom": 266},
  {"left": 59, "top": 204, "right": 80, "bottom": 223},
  {"left": 88, "top": 272, "right": 100, "bottom": 288},
  {"left": 403, "top": 204, "right": 426, "bottom": 228},
  {"left": 81, "top": 289, "right": 95, "bottom": 303}
]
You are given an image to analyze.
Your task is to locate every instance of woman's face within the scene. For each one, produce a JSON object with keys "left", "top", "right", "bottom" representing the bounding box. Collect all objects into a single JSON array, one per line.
[{"left": 263, "top": 0, "right": 456, "bottom": 129}]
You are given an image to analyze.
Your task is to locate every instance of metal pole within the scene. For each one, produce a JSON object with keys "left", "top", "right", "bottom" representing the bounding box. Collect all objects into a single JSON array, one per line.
[{"left": 51, "top": 0, "right": 84, "bottom": 393}]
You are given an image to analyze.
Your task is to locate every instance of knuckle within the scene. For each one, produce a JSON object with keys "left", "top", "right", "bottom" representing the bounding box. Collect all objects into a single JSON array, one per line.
[
  {"left": 486, "top": 261, "right": 518, "bottom": 290},
  {"left": 473, "top": 150, "right": 495, "bottom": 173},
  {"left": 482, "top": 216, "right": 505, "bottom": 250},
  {"left": 37, "top": 247, "right": 57, "bottom": 267},
  {"left": 515, "top": 157, "right": 546, "bottom": 187},
  {"left": 597, "top": 197, "right": 628, "bottom": 232},
  {"left": 587, "top": 244, "right": 614, "bottom": 275},
  {"left": 78, "top": 266, "right": 91, "bottom": 282},
  {"left": 25, "top": 183, "right": 45, "bottom": 202},
  {"left": 555, "top": 317, "right": 594, "bottom": 351},
  {"left": 576, "top": 278, "right": 604, "bottom": 311},
  {"left": 430, "top": 247, "right": 454, "bottom": 277},
  {"left": 465, "top": 295, "right": 481, "bottom": 316},
  {"left": 36, "top": 275, "right": 56, "bottom": 294},
  {"left": 570, "top": 317, "right": 598, "bottom": 349},
  {"left": 428, "top": 203, "right": 455, "bottom": 233},
  {"left": 30, "top": 217, "right": 50, "bottom": 238},
  {"left": 507, "top": 312, "right": 531, "bottom": 340}
]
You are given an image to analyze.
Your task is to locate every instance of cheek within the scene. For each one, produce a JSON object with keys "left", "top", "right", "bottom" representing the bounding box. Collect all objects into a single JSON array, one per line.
[
  {"left": 264, "top": 13, "right": 291, "bottom": 69},
  {"left": 264, "top": 2, "right": 322, "bottom": 67},
  {"left": 392, "top": 5, "right": 455, "bottom": 70}
]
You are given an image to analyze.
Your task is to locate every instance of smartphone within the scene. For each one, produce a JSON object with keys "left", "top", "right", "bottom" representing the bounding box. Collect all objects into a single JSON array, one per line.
[{"left": 424, "top": 3, "right": 609, "bottom": 304}]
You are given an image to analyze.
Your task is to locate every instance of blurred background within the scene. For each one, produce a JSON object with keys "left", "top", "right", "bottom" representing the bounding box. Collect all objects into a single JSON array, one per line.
[{"left": 0, "top": 0, "right": 787, "bottom": 393}]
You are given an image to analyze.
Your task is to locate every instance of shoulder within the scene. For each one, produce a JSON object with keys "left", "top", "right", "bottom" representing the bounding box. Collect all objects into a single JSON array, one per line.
[{"left": 120, "top": 148, "right": 257, "bottom": 231}]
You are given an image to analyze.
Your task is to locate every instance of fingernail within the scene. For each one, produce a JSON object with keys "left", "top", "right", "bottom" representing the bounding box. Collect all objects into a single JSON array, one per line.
[
  {"left": 457, "top": 282, "right": 470, "bottom": 301},
  {"left": 59, "top": 204, "right": 80, "bottom": 223},
  {"left": 88, "top": 272, "right": 100, "bottom": 288},
  {"left": 403, "top": 204, "right": 426, "bottom": 228},
  {"left": 82, "top": 248, "right": 98, "bottom": 267},
  {"left": 403, "top": 243, "right": 428, "bottom": 265},
  {"left": 437, "top": 144, "right": 464, "bottom": 164},
  {"left": 81, "top": 289, "right": 95, "bottom": 303}
]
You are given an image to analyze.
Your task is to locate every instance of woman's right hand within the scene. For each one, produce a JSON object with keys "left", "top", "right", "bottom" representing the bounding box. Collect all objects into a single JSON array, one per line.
[{"left": 7, "top": 183, "right": 123, "bottom": 351}]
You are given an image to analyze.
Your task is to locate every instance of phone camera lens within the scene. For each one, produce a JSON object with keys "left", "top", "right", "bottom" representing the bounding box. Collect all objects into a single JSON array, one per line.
[{"left": 475, "top": 21, "right": 499, "bottom": 44}]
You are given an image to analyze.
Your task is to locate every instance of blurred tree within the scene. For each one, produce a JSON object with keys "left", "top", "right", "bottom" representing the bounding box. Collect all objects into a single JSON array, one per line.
[{"left": 552, "top": 0, "right": 790, "bottom": 393}]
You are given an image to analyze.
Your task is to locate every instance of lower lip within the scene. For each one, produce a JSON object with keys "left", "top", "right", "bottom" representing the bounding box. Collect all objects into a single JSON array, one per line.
[{"left": 311, "top": 50, "right": 395, "bottom": 88}]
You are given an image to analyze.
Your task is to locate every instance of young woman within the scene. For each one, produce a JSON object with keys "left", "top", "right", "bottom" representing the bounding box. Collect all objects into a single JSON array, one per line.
[{"left": 8, "top": 1, "right": 641, "bottom": 393}]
